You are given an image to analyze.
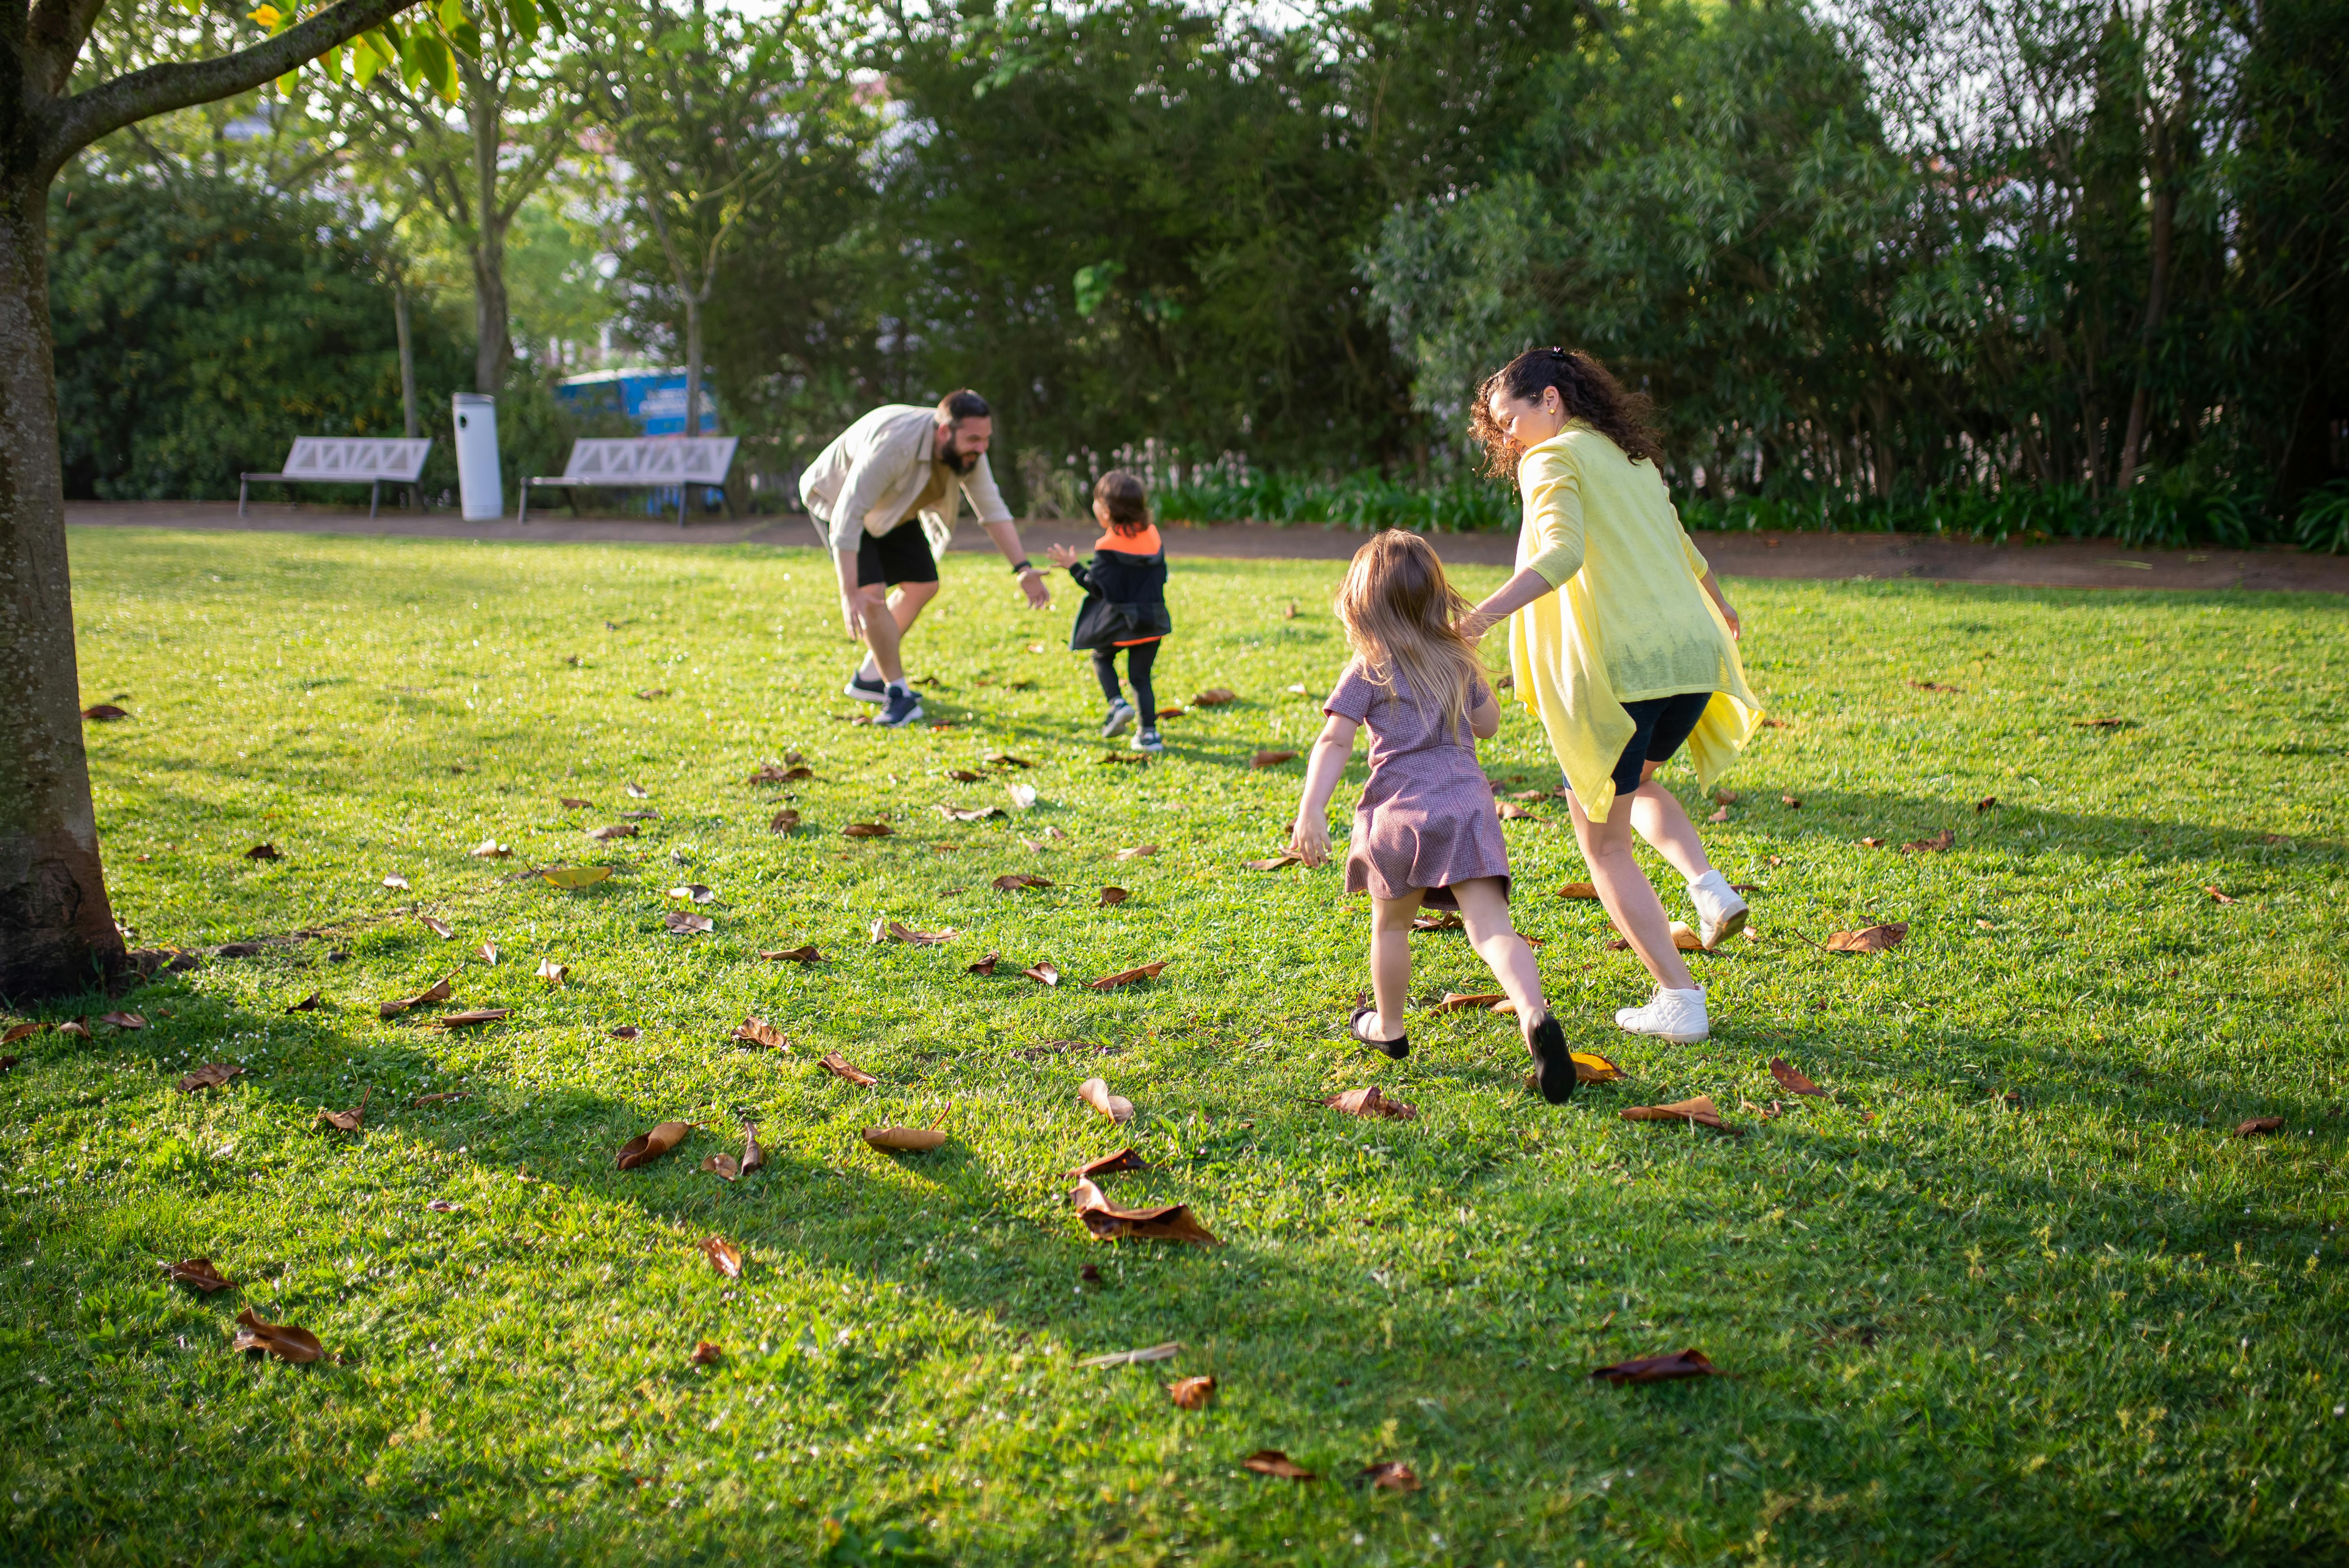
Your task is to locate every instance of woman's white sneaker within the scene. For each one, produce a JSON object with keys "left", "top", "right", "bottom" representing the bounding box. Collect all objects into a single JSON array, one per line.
[
  {"left": 1688, "top": 870, "right": 1748, "bottom": 949},
  {"left": 1615, "top": 986, "right": 1709, "bottom": 1043}
]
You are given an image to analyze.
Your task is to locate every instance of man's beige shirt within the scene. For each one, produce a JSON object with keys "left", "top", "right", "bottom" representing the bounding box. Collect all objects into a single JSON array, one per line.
[{"left": 801, "top": 404, "right": 1013, "bottom": 559}]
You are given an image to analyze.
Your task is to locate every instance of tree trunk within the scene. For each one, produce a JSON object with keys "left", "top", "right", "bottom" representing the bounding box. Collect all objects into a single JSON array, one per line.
[
  {"left": 468, "top": 87, "right": 512, "bottom": 394},
  {"left": 682, "top": 292, "right": 704, "bottom": 437},
  {"left": 0, "top": 170, "right": 124, "bottom": 998},
  {"left": 395, "top": 281, "right": 420, "bottom": 439}
]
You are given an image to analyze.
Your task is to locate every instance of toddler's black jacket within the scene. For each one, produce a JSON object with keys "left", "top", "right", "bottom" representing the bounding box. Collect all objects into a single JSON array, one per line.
[{"left": 1065, "top": 547, "right": 1172, "bottom": 651}]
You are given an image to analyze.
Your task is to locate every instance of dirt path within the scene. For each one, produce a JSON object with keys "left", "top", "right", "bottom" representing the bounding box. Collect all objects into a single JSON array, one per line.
[{"left": 64, "top": 499, "right": 2349, "bottom": 595}]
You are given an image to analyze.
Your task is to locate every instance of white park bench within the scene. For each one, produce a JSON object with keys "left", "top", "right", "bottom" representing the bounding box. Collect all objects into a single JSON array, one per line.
[
  {"left": 520, "top": 437, "right": 740, "bottom": 528},
  {"left": 239, "top": 437, "right": 433, "bottom": 518}
]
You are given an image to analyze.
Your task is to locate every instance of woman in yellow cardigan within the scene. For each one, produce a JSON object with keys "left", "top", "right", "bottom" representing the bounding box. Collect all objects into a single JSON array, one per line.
[{"left": 1456, "top": 349, "right": 1763, "bottom": 1045}]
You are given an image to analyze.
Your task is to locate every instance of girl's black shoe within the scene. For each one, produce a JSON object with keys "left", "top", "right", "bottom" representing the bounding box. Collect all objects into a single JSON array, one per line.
[
  {"left": 1523, "top": 1008, "right": 1576, "bottom": 1103},
  {"left": 1348, "top": 1002, "right": 1409, "bottom": 1061}
]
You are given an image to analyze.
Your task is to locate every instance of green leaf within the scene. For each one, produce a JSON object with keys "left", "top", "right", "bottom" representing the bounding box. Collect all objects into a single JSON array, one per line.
[
  {"left": 1073, "top": 260, "right": 1124, "bottom": 319},
  {"left": 352, "top": 42, "right": 383, "bottom": 87},
  {"left": 405, "top": 29, "right": 456, "bottom": 101},
  {"left": 437, "top": 0, "right": 466, "bottom": 31},
  {"left": 448, "top": 18, "right": 483, "bottom": 57},
  {"left": 508, "top": 0, "right": 541, "bottom": 40}
]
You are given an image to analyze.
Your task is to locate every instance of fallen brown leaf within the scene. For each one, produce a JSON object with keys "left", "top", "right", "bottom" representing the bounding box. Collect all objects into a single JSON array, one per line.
[
  {"left": 1098, "top": 887, "right": 1130, "bottom": 907},
  {"left": 2204, "top": 885, "right": 2237, "bottom": 905},
  {"left": 862, "top": 1125, "right": 948, "bottom": 1152},
  {"left": 732, "top": 1017, "right": 789, "bottom": 1051},
  {"left": 842, "top": 823, "right": 892, "bottom": 839},
  {"left": 691, "top": 1341, "right": 723, "bottom": 1366},
  {"left": 761, "top": 945, "right": 823, "bottom": 963},
  {"left": 615, "top": 1121, "right": 695, "bottom": 1170},
  {"left": 1022, "top": 962, "right": 1061, "bottom": 987},
  {"left": 1908, "top": 680, "right": 1962, "bottom": 693},
  {"left": 1975, "top": 796, "right": 1999, "bottom": 812},
  {"left": 1324, "top": 1085, "right": 1418, "bottom": 1120},
  {"left": 871, "top": 919, "right": 955, "bottom": 945},
  {"left": 98, "top": 1010, "right": 145, "bottom": 1029},
  {"left": 607, "top": 1027, "right": 641, "bottom": 1041},
  {"left": 2236, "top": 1116, "right": 2285, "bottom": 1138},
  {"left": 985, "top": 752, "right": 1035, "bottom": 769},
  {"left": 541, "top": 865, "right": 613, "bottom": 889},
  {"left": 1113, "top": 844, "right": 1158, "bottom": 860},
  {"left": 244, "top": 843, "right": 282, "bottom": 860},
  {"left": 1620, "top": 1095, "right": 1738, "bottom": 1133},
  {"left": 1902, "top": 829, "right": 1955, "bottom": 854},
  {"left": 747, "top": 763, "right": 813, "bottom": 784},
  {"left": 1859, "top": 837, "right": 1886, "bottom": 848},
  {"left": 820, "top": 1052, "right": 879, "bottom": 1086},
  {"left": 470, "top": 838, "right": 512, "bottom": 859},
  {"left": 232, "top": 1307, "right": 323, "bottom": 1364},
  {"left": 965, "top": 952, "right": 1001, "bottom": 975},
  {"left": 1590, "top": 1348, "right": 1725, "bottom": 1385},
  {"left": 1573, "top": 1051, "right": 1624, "bottom": 1083},
  {"left": 411, "top": 1091, "right": 471, "bottom": 1106},
  {"left": 1070, "top": 1177, "right": 1219, "bottom": 1245},
  {"left": 2072, "top": 717, "right": 2130, "bottom": 728},
  {"left": 536, "top": 957, "right": 568, "bottom": 986},
  {"left": 1088, "top": 961, "right": 1167, "bottom": 990},
  {"left": 1668, "top": 921, "right": 1704, "bottom": 951},
  {"left": 741, "top": 1121, "right": 765, "bottom": 1175},
  {"left": 945, "top": 768, "right": 985, "bottom": 783},
  {"left": 1433, "top": 992, "right": 1505, "bottom": 1012},
  {"left": 936, "top": 803, "right": 1004, "bottom": 822},
  {"left": 701, "top": 1153, "right": 741, "bottom": 1181},
  {"left": 417, "top": 915, "right": 455, "bottom": 940},
  {"left": 1781, "top": 795, "right": 1802, "bottom": 809},
  {"left": 430, "top": 1008, "right": 510, "bottom": 1029},
  {"left": 993, "top": 872, "right": 1053, "bottom": 892},
  {"left": 315, "top": 1088, "right": 370, "bottom": 1133},
  {"left": 1242, "top": 1450, "right": 1316, "bottom": 1481},
  {"left": 1557, "top": 882, "right": 1599, "bottom": 900},
  {"left": 625, "top": 782, "right": 650, "bottom": 798},
  {"left": 1, "top": 1022, "right": 40, "bottom": 1045},
  {"left": 701, "top": 1237, "right": 743, "bottom": 1279},
  {"left": 1712, "top": 788, "right": 1739, "bottom": 805},
  {"left": 477, "top": 941, "right": 499, "bottom": 964},
  {"left": 1099, "top": 751, "right": 1149, "bottom": 766},
  {"left": 163, "top": 1258, "right": 235, "bottom": 1292},
  {"left": 1191, "top": 688, "right": 1237, "bottom": 707},
  {"left": 1359, "top": 1461, "right": 1421, "bottom": 1491},
  {"left": 176, "top": 1063, "right": 245, "bottom": 1094},
  {"left": 1250, "top": 749, "right": 1299, "bottom": 769},
  {"left": 588, "top": 824, "right": 638, "bottom": 841},
  {"left": 769, "top": 809, "right": 802, "bottom": 834},
  {"left": 1496, "top": 800, "right": 1535, "bottom": 820},
  {"left": 1079, "top": 1077, "right": 1134, "bottom": 1122},
  {"left": 1167, "top": 1375, "right": 1216, "bottom": 1410},
  {"left": 559, "top": 796, "right": 591, "bottom": 810},
  {"left": 1768, "top": 1058, "right": 1827, "bottom": 1097},
  {"left": 1075, "top": 1148, "right": 1147, "bottom": 1179},
  {"left": 1412, "top": 910, "right": 1463, "bottom": 931},
  {"left": 284, "top": 992, "right": 323, "bottom": 1013},
  {"left": 664, "top": 912, "right": 714, "bottom": 935},
  {"left": 380, "top": 976, "right": 452, "bottom": 1020},
  {"left": 1244, "top": 852, "right": 1303, "bottom": 870},
  {"left": 1825, "top": 922, "right": 1908, "bottom": 953},
  {"left": 668, "top": 883, "right": 715, "bottom": 903},
  {"left": 82, "top": 703, "right": 130, "bottom": 720}
]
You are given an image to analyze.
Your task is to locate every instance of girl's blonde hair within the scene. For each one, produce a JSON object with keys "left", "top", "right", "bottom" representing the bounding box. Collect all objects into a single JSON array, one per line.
[
  {"left": 1094, "top": 469, "right": 1151, "bottom": 535},
  {"left": 1332, "top": 531, "right": 1483, "bottom": 736}
]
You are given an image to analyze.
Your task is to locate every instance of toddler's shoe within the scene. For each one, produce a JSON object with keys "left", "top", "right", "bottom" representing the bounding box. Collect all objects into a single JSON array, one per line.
[
  {"left": 1688, "top": 869, "right": 1748, "bottom": 949},
  {"left": 1102, "top": 698, "right": 1138, "bottom": 738},
  {"left": 1130, "top": 728, "right": 1165, "bottom": 753},
  {"left": 1615, "top": 986, "right": 1708, "bottom": 1043},
  {"left": 844, "top": 665, "right": 887, "bottom": 704},
  {"left": 876, "top": 686, "right": 925, "bottom": 728},
  {"left": 1522, "top": 1008, "right": 1576, "bottom": 1104}
]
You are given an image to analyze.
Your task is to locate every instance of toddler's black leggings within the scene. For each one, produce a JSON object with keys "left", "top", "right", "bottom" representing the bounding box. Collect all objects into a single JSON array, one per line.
[{"left": 1091, "top": 641, "right": 1159, "bottom": 723}]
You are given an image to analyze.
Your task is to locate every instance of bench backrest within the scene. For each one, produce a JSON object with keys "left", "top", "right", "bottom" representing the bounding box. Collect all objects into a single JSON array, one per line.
[
  {"left": 562, "top": 437, "right": 739, "bottom": 483},
  {"left": 281, "top": 437, "right": 432, "bottom": 481}
]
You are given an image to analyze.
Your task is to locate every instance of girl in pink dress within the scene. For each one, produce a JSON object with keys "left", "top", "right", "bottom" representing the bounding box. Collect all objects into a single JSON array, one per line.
[{"left": 1290, "top": 531, "right": 1576, "bottom": 1102}]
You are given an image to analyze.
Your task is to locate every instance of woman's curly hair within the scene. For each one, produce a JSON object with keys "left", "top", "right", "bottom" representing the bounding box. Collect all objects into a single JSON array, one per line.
[{"left": 1468, "top": 347, "right": 1666, "bottom": 479}]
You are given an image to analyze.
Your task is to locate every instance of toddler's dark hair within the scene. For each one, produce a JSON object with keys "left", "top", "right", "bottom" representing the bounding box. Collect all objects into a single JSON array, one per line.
[{"left": 1095, "top": 469, "right": 1151, "bottom": 535}]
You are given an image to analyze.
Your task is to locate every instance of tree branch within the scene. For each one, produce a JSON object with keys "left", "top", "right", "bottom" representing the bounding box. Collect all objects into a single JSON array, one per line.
[{"left": 39, "top": 0, "right": 425, "bottom": 178}]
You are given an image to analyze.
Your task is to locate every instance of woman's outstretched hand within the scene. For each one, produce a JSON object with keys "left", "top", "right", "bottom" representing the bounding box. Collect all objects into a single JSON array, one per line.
[{"left": 1290, "top": 813, "right": 1331, "bottom": 867}]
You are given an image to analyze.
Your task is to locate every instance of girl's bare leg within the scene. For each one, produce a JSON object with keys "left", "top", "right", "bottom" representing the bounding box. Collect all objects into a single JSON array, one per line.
[
  {"left": 1626, "top": 761, "right": 1713, "bottom": 882},
  {"left": 1569, "top": 789, "right": 1696, "bottom": 991},
  {"left": 1368, "top": 890, "right": 1425, "bottom": 1039},
  {"left": 1449, "top": 878, "right": 1544, "bottom": 1016}
]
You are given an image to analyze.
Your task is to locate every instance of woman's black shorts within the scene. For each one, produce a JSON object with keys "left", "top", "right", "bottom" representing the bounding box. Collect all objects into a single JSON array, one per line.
[
  {"left": 1590, "top": 690, "right": 1715, "bottom": 797},
  {"left": 856, "top": 523, "right": 940, "bottom": 588}
]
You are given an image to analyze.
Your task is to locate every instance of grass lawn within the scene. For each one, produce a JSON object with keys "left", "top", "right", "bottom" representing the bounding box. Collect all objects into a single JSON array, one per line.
[{"left": 5, "top": 526, "right": 2347, "bottom": 1565}]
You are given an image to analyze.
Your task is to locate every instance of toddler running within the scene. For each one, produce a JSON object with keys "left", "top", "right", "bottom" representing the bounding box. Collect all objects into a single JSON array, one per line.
[
  {"left": 1289, "top": 530, "right": 1576, "bottom": 1102},
  {"left": 1046, "top": 470, "right": 1172, "bottom": 753}
]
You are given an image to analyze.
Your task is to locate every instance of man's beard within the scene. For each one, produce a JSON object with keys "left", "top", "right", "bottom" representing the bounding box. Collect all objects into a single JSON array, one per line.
[{"left": 939, "top": 441, "right": 981, "bottom": 475}]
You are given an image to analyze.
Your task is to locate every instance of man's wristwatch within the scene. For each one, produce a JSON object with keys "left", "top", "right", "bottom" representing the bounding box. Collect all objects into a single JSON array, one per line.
[{"left": 1010, "top": 560, "right": 1036, "bottom": 575}]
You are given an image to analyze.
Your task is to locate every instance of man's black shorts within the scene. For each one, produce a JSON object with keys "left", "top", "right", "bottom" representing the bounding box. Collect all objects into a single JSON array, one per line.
[{"left": 856, "top": 523, "right": 940, "bottom": 588}]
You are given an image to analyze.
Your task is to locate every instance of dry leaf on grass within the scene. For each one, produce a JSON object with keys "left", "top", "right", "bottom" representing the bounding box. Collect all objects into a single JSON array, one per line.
[
  {"left": 1071, "top": 1178, "right": 1219, "bottom": 1245},
  {"left": 1156, "top": 706, "right": 1186, "bottom": 719},
  {"left": 1825, "top": 922, "right": 1908, "bottom": 953},
  {"left": 615, "top": 1121, "right": 695, "bottom": 1170},
  {"left": 607, "top": 1027, "right": 641, "bottom": 1041},
  {"left": 747, "top": 764, "right": 814, "bottom": 784},
  {"left": 1412, "top": 910, "right": 1463, "bottom": 931},
  {"left": 820, "top": 1052, "right": 879, "bottom": 1086},
  {"left": 82, "top": 703, "right": 130, "bottom": 720},
  {"left": 701, "top": 1153, "right": 741, "bottom": 1181},
  {"left": 691, "top": 1342, "right": 723, "bottom": 1366},
  {"left": 2204, "top": 886, "right": 2237, "bottom": 905},
  {"left": 842, "top": 822, "right": 892, "bottom": 839},
  {"left": 987, "top": 752, "right": 1035, "bottom": 769},
  {"left": 1859, "top": 837, "right": 1886, "bottom": 849},
  {"left": 741, "top": 1122, "right": 765, "bottom": 1175},
  {"left": 1668, "top": 921, "right": 1704, "bottom": 951},
  {"left": 2, "top": 1022, "right": 41, "bottom": 1044},
  {"left": 1590, "top": 1348, "right": 1725, "bottom": 1385},
  {"left": 559, "top": 796, "right": 591, "bottom": 810},
  {"left": 232, "top": 1308, "right": 323, "bottom": 1364},
  {"left": 1077, "top": 1341, "right": 1182, "bottom": 1368},
  {"left": 285, "top": 993, "right": 323, "bottom": 1013},
  {"left": 1079, "top": 1077, "right": 1134, "bottom": 1122},
  {"left": 536, "top": 958, "right": 568, "bottom": 986},
  {"left": 588, "top": 824, "right": 638, "bottom": 842},
  {"left": 470, "top": 839, "right": 512, "bottom": 859},
  {"left": 1557, "top": 882, "right": 1599, "bottom": 900},
  {"left": 1908, "top": 681, "right": 1962, "bottom": 693},
  {"left": 176, "top": 1063, "right": 245, "bottom": 1094},
  {"left": 1022, "top": 962, "right": 1061, "bottom": 987},
  {"left": 1099, "top": 751, "right": 1149, "bottom": 766},
  {"left": 1242, "top": 1451, "right": 1316, "bottom": 1481},
  {"left": 1620, "top": 1096, "right": 1739, "bottom": 1134},
  {"left": 58, "top": 1019, "right": 91, "bottom": 1038},
  {"left": 1098, "top": 887, "right": 1130, "bottom": 907},
  {"left": 1244, "top": 852, "right": 1303, "bottom": 870},
  {"left": 1006, "top": 783, "right": 1039, "bottom": 811},
  {"left": 1324, "top": 1086, "right": 1417, "bottom": 1120},
  {"left": 163, "top": 1258, "right": 234, "bottom": 1292},
  {"left": 1769, "top": 1059, "right": 1827, "bottom": 1096},
  {"left": 945, "top": 769, "right": 985, "bottom": 783},
  {"left": 418, "top": 915, "right": 455, "bottom": 940},
  {"left": 477, "top": 941, "right": 499, "bottom": 964},
  {"left": 1433, "top": 992, "right": 1505, "bottom": 1012},
  {"left": 2237, "top": 1116, "right": 2285, "bottom": 1137},
  {"left": 1167, "top": 1375, "right": 1216, "bottom": 1410},
  {"left": 1089, "top": 962, "right": 1167, "bottom": 990},
  {"left": 1496, "top": 800, "right": 1535, "bottom": 820},
  {"left": 541, "top": 865, "right": 613, "bottom": 889},
  {"left": 1359, "top": 1462, "right": 1421, "bottom": 1491},
  {"left": 1250, "top": 749, "right": 1299, "bottom": 769},
  {"left": 761, "top": 945, "right": 822, "bottom": 963},
  {"left": 993, "top": 872, "right": 1053, "bottom": 892},
  {"left": 424, "top": 1198, "right": 459, "bottom": 1211},
  {"left": 732, "top": 1017, "right": 789, "bottom": 1052},
  {"left": 862, "top": 1125, "right": 948, "bottom": 1152},
  {"left": 1976, "top": 796, "right": 1999, "bottom": 812},
  {"left": 769, "top": 809, "right": 802, "bottom": 835},
  {"left": 1781, "top": 795, "right": 1803, "bottom": 809},
  {"left": 430, "top": 1009, "right": 510, "bottom": 1030},
  {"left": 664, "top": 912, "right": 714, "bottom": 936},
  {"left": 412, "top": 1091, "right": 470, "bottom": 1106},
  {"left": 2072, "top": 717, "right": 2130, "bottom": 729},
  {"left": 1902, "top": 829, "right": 1955, "bottom": 854},
  {"left": 937, "top": 804, "right": 1004, "bottom": 822},
  {"left": 701, "top": 1237, "right": 743, "bottom": 1279},
  {"left": 1711, "top": 788, "right": 1739, "bottom": 805},
  {"left": 625, "top": 782, "right": 650, "bottom": 799},
  {"left": 871, "top": 919, "right": 955, "bottom": 945},
  {"left": 1113, "top": 844, "right": 1158, "bottom": 860},
  {"left": 315, "top": 1089, "right": 370, "bottom": 1133},
  {"left": 965, "top": 953, "right": 1001, "bottom": 975},
  {"left": 635, "top": 689, "right": 667, "bottom": 701},
  {"left": 98, "top": 1010, "right": 145, "bottom": 1029},
  {"left": 668, "top": 884, "right": 716, "bottom": 903},
  {"left": 245, "top": 843, "right": 282, "bottom": 860},
  {"left": 1573, "top": 1050, "right": 1624, "bottom": 1084},
  {"left": 1075, "top": 1148, "right": 1147, "bottom": 1179},
  {"left": 380, "top": 872, "right": 411, "bottom": 891},
  {"left": 1192, "top": 688, "right": 1238, "bottom": 707}
]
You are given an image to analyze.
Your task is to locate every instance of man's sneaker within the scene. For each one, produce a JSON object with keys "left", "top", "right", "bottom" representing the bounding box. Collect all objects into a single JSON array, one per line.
[
  {"left": 876, "top": 685, "right": 925, "bottom": 728},
  {"left": 1688, "top": 869, "right": 1749, "bottom": 949},
  {"left": 1102, "top": 698, "right": 1138, "bottom": 738},
  {"left": 844, "top": 666, "right": 887, "bottom": 704},
  {"left": 1614, "top": 986, "right": 1709, "bottom": 1043},
  {"left": 1131, "top": 729, "right": 1165, "bottom": 753}
]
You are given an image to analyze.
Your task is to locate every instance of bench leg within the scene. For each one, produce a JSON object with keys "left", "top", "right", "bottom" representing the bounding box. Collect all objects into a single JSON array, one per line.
[
  {"left": 518, "top": 484, "right": 529, "bottom": 526},
  {"left": 238, "top": 476, "right": 248, "bottom": 518},
  {"left": 369, "top": 479, "right": 381, "bottom": 520},
  {"left": 567, "top": 486, "right": 580, "bottom": 519},
  {"left": 678, "top": 486, "right": 688, "bottom": 529}
]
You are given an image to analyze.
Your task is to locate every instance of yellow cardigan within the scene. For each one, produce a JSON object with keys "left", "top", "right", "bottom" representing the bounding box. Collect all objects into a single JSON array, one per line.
[{"left": 1504, "top": 425, "right": 1763, "bottom": 821}]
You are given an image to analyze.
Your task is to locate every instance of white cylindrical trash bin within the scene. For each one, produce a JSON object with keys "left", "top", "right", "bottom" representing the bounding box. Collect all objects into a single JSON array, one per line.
[{"left": 452, "top": 393, "right": 502, "bottom": 521}]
